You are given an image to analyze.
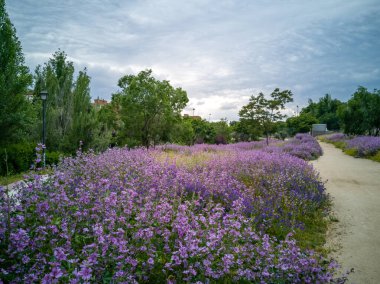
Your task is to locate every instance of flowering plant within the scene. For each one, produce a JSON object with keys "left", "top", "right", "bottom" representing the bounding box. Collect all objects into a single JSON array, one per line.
[{"left": 0, "top": 136, "right": 339, "bottom": 283}]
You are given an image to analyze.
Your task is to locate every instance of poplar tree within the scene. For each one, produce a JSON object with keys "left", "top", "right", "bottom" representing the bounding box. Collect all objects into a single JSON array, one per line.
[{"left": 34, "top": 51, "right": 97, "bottom": 152}]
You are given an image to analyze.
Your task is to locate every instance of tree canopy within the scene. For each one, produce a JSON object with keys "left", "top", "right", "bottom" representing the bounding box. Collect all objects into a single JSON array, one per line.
[
  {"left": 34, "top": 50, "right": 97, "bottom": 153},
  {"left": 286, "top": 113, "right": 318, "bottom": 136},
  {"left": 338, "top": 86, "right": 380, "bottom": 136},
  {"left": 301, "top": 94, "right": 343, "bottom": 130},
  {"left": 239, "top": 88, "right": 293, "bottom": 144},
  {"left": 116, "top": 69, "right": 189, "bottom": 148},
  {"left": 0, "top": 0, "right": 33, "bottom": 145}
]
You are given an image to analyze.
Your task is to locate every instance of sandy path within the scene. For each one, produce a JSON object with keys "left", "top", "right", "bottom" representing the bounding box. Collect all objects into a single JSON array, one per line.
[{"left": 311, "top": 142, "right": 380, "bottom": 283}]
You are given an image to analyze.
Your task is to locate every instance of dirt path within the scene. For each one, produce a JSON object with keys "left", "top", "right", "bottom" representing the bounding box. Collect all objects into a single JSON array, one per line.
[{"left": 311, "top": 142, "right": 380, "bottom": 283}]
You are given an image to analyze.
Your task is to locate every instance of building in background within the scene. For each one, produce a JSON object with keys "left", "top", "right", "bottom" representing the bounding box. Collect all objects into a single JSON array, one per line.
[{"left": 92, "top": 97, "right": 108, "bottom": 109}]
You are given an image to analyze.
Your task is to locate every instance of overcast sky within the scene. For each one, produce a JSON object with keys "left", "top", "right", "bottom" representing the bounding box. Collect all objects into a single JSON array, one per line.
[{"left": 7, "top": 0, "right": 380, "bottom": 121}]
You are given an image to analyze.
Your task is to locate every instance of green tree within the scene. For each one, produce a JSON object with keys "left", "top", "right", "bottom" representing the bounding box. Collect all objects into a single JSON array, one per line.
[
  {"left": 0, "top": 0, "right": 33, "bottom": 146},
  {"left": 301, "top": 94, "right": 343, "bottom": 130},
  {"left": 170, "top": 118, "right": 195, "bottom": 145},
  {"left": 230, "top": 120, "right": 261, "bottom": 142},
  {"left": 116, "top": 69, "right": 189, "bottom": 148},
  {"left": 286, "top": 113, "right": 318, "bottom": 136},
  {"left": 239, "top": 88, "right": 293, "bottom": 145},
  {"left": 188, "top": 118, "right": 215, "bottom": 144},
  {"left": 211, "top": 119, "right": 231, "bottom": 144},
  {"left": 34, "top": 51, "right": 97, "bottom": 152},
  {"left": 68, "top": 69, "right": 99, "bottom": 151},
  {"left": 338, "top": 87, "right": 380, "bottom": 135}
]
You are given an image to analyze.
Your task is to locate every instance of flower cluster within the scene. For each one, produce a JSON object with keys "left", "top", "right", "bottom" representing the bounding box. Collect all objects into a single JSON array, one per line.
[
  {"left": 322, "top": 133, "right": 347, "bottom": 143},
  {"left": 280, "top": 134, "right": 323, "bottom": 160},
  {"left": 30, "top": 143, "right": 45, "bottom": 171},
  {"left": 345, "top": 136, "right": 380, "bottom": 157},
  {"left": 322, "top": 133, "right": 380, "bottom": 158},
  {"left": 0, "top": 137, "right": 337, "bottom": 283}
]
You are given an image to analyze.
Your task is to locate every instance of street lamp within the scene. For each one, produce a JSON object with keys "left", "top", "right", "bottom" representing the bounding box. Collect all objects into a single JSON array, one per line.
[{"left": 40, "top": 90, "right": 48, "bottom": 168}]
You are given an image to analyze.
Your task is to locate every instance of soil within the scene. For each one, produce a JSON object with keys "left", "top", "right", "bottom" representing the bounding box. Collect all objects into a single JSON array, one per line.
[{"left": 311, "top": 142, "right": 380, "bottom": 283}]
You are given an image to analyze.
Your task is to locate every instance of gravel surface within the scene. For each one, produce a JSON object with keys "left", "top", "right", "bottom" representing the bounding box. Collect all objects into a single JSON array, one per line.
[{"left": 311, "top": 142, "right": 380, "bottom": 283}]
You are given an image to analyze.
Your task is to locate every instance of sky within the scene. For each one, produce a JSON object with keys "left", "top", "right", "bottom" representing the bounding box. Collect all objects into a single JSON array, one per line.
[{"left": 6, "top": 0, "right": 380, "bottom": 121}]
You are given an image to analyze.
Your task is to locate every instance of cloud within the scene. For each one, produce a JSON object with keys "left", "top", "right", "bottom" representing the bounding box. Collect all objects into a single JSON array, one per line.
[{"left": 6, "top": 0, "right": 380, "bottom": 121}]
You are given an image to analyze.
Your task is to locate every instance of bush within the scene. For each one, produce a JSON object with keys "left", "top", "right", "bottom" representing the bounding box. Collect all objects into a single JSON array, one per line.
[
  {"left": 0, "top": 143, "right": 64, "bottom": 176},
  {"left": 370, "top": 151, "right": 380, "bottom": 162},
  {"left": 0, "top": 143, "right": 35, "bottom": 175},
  {"left": 345, "top": 136, "right": 380, "bottom": 157},
  {"left": 46, "top": 151, "right": 63, "bottom": 166}
]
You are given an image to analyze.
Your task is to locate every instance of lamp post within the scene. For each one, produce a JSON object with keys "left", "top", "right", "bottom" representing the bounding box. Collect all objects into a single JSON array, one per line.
[{"left": 40, "top": 91, "right": 48, "bottom": 168}]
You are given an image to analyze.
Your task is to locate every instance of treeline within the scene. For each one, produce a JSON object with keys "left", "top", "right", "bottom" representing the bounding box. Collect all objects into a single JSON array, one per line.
[
  {"left": 1, "top": 0, "right": 379, "bottom": 175},
  {"left": 286, "top": 89, "right": 380, "bottom": 136}
]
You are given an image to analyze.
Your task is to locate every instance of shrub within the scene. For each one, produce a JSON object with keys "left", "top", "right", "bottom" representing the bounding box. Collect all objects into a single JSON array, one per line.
[
  {"left": 345, "top": 136, "right": 380, "bottom": 157},
  {"left": 0, "top": 144, "right": 64, "bottom": 176},
  {"left": 280, "top": 134, "right": 323, "bottom": 160},
  {"left": 0, "top": 143, "right": 35, "bottom": 175},
  {"left": 46, "top": 151, "right": 63, "bottom": 166}
]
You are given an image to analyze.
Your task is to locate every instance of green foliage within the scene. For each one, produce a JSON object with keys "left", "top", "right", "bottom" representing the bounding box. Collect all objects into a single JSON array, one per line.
[
  {"left": 0, "top": 143, "right": 63, "bottom": 176},
  {"left": 0, "top": 172, "right": 25, "bottom": 185},
  {"left": 0, "top": 0, "right": 34, "bottom": 146},
  {"left": 210, "top": 119, "right": 231, "bottom": 144},
  {"left": 45, "top": 150, "right": 62, "bottom": 166},
  {"left": 170, "top": 119, "right": 195, "bottom": 145},
  {"left": 301, "top": 94, "right": 343, "bottom": 131},
  {"left": 239, "top": 88, "right": 293, "bottom": 144},
  {"left": 230, "top": 120, "right": 261, "bottom": 142},
  {"left": 272, "top": 121, "right": 288, "bottom": 140},
  {"left": 0, "top": 143, "right": 34, "bottom": 175},
  {"left": 116, "top": 69, "right": 189, "bottom": 148},
  {"left": 343, "top": 148, "right": 358, "bottom": 157},
  {"left": 294, "top": 206, "right": 329, "bottom": 253},
  {"left": 338, "top": 86, "right": 380, "bottom": 135},
  {"left": 286, "top": 113, "right": 318, "bottom": 136},
  {"left": 34, "top": 51, "right": 98, "bottom": 153},
  {"left": 189, "top": 118, "right": 215, "bottom": 144},
  {"left": 370, "top": 151, "right": 380, "bottom": 163}
]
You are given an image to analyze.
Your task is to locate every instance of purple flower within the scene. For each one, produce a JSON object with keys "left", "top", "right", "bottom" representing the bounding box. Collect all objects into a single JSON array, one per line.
[
  {"left": 78, "top": 266, "right": 92, "bottom": 281},
  {"left": 147, "top": 258, "right": 154, "bottom": 265}
]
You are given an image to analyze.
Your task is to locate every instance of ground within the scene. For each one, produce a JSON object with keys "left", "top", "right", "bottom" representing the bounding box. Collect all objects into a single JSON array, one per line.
[{"left": 312, "top": 142, "right": 380, "bottom": 283}]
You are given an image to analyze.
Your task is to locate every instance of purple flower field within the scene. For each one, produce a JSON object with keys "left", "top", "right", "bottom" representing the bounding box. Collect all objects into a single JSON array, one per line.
[
  {"left": 322, "top": 133, "right": 380, "bottom": 158},
  {"left": 0, "top": 135, "right": 338, "bottom": 283},
  {"left": 345, "top": 136, "right": 380, "bottom": 157}
]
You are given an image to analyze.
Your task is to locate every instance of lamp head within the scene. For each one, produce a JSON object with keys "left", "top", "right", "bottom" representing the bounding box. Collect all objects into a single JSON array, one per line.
[{"left": 40, "top": 90, "right": 48, "bottom": 100}]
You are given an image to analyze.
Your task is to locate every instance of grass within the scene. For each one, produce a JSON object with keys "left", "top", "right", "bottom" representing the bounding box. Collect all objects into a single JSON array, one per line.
[
  {"left": 0, "top": 172, "right": 26, "bottom": 186},
  {"left": 294, "top": 204, "right": 330, "bottom": 254},
  {"left": 369, "top": 150, "right": 380, "bottom": 162},
  {"left": 0, "top": 168, "right": 53, "bottom": 186},
  {"left": 155, "top": 150, "right": 229, "bottom": 169},
  {"left": 343, "top": 148, "right": 358, "bottom": 157}
]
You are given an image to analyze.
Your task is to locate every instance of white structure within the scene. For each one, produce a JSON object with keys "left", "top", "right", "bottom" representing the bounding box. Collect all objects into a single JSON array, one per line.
[{"left": 311, "top": 124, "right": 327, "bottom": 137}]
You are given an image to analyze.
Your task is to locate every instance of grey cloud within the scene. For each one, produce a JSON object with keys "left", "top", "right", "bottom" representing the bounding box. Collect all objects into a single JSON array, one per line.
[
  {"left": 220, "top": 104, "right": 237, "bottom": 111},
  {"left": 7, "top": 0, "right": 380, "bottom": 120}
]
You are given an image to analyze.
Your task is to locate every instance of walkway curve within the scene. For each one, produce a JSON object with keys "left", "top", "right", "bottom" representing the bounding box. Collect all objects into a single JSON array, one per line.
[{"left": 311, "top": 142, "right": 380, "bottom": 283}]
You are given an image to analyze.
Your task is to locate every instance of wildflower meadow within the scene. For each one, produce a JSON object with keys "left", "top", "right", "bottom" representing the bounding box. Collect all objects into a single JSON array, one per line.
[{"left": 0, "top": 134, "right": 343, "bottom": 283}]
